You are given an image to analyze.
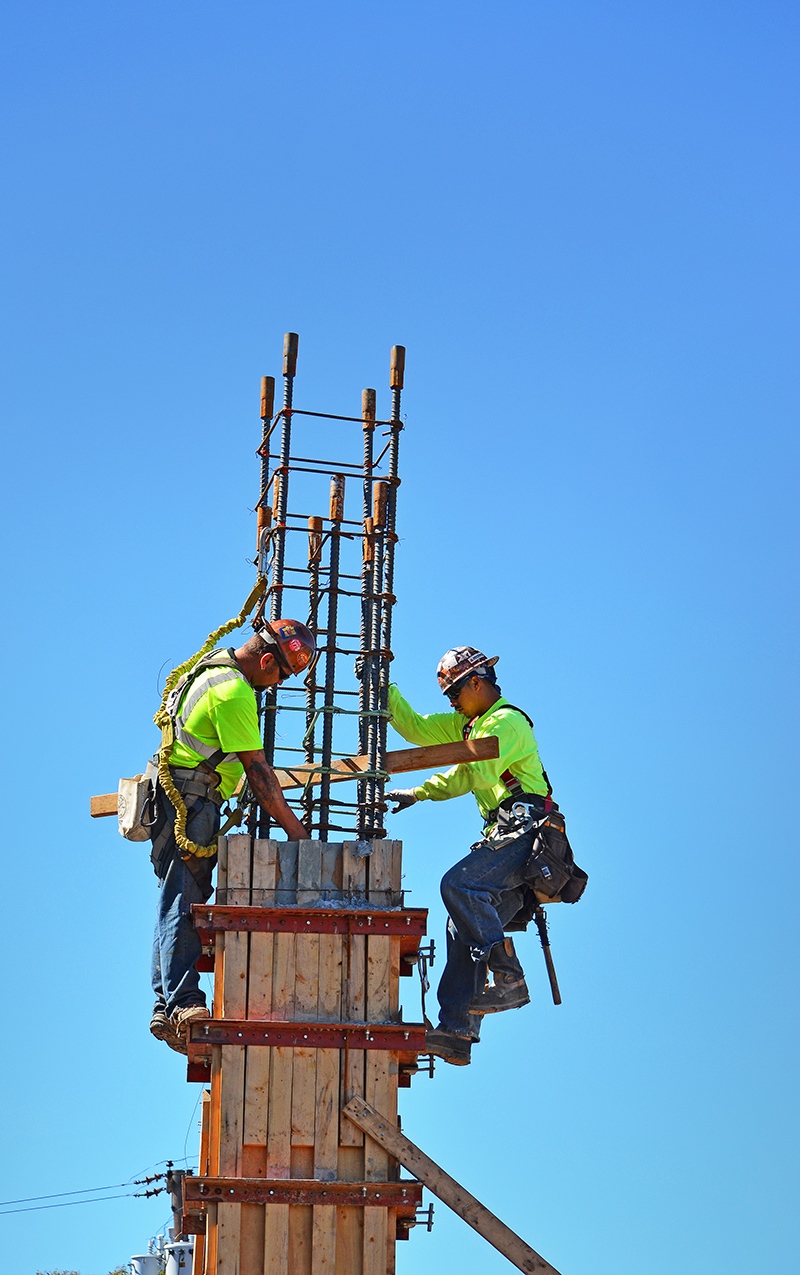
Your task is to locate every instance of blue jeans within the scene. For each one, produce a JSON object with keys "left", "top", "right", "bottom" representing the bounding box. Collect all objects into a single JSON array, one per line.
[
  {"left": 437, "top": 828, "right": 534, "bottom": 1038},
  {"left": 150, "top": 784, "right": 219, "bottom": 1019}
]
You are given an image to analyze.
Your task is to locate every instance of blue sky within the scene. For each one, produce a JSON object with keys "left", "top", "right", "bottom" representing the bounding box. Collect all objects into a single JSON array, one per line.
[{"left": 0, "top": 2, "right": 797, "bottom": 1272}]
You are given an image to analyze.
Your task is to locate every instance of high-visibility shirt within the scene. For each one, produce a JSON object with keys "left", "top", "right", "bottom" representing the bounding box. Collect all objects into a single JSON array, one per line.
[
  {"left": 168, "top": 664, "right": 263, "bottom": 799},
  {"left": 387, "top": 684, "right": 547, "bottom": 821}
]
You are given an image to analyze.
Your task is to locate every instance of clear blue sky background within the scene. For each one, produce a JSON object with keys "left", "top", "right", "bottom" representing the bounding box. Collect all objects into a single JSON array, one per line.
[{"left": 0, "top": 2, "right": 797, "bottom": 1272}]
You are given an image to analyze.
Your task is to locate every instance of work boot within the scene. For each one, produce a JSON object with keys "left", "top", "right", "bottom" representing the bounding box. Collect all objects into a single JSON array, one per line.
[
  {"left": 469, "top": 938, "right": 529, "bottom": 1014},
  {"left": 469, "top": 971, "right": 530, "bottom": 1014},
  {"left": 424, "top": 1028, "right": 472, "bottom": 1066},
  {"left": 172, "top": 1004, "right": 210, "bottom": 1042},
  {"left": 150, "top": 1010, "right": 187, "bottom": 1055}
]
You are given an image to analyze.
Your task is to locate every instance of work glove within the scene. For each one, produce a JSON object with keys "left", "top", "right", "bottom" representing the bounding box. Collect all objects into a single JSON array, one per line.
[{"left": 386, "top": 789, "right": 418, "bottom": 813}]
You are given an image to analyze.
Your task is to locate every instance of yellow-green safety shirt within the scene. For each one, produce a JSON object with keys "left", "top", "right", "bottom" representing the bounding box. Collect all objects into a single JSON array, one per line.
[
  {"left": 387, "top": 684, "right": 547, "bottom": 822},
  {"left": 168, "top": 664, "right": 263, "bottom": 799}
]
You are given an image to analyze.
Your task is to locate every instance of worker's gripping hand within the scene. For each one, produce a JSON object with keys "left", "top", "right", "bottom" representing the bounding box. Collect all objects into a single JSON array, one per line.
[{"left": 386, "top": 788, "right": 418, "bottom": 813}]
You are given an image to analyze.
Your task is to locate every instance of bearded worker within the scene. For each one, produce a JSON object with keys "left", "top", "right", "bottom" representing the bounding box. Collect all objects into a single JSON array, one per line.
[{"left": 386, "top": 646, "right": 551, "bottom": 1067}]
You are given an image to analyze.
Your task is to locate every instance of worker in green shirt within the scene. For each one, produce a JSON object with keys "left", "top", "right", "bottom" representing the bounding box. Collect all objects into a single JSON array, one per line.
[
  {"left": 149, "top": 618, "right": 315, "bottom": 1055},
  {"left": 386, "top": 646, "right": 550, "bottom": 1066}
]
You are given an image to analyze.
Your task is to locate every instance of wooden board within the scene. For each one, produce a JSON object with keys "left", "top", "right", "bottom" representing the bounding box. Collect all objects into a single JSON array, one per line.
[
  {"left": 90, "top": 736, "right": 499, "bottom": 814},
  {"left": 216, "top": 834, "right": 251, "bottom": 1271}
]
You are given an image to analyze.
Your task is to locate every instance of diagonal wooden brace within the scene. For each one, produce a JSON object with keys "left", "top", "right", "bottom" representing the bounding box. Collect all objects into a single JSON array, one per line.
[{"left": 343, "top": 1096, "right": 564, "bottom": 1275}]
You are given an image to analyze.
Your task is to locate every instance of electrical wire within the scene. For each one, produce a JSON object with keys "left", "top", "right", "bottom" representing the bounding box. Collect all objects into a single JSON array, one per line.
[
  {"left": 182, "top": 1090, "right": 202, "bottom": 1167},
  {"left": 0, "top": 1193, "right": 137, "bottom": 1216},
  {"left": 0, "top": 1170, "right": 171, "bottom": 1217},
  {"left": 0, "top": 1182, "right": 129, "bottom": 1207}
]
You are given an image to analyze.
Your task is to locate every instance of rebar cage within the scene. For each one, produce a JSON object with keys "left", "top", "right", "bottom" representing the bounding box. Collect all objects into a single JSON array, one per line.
[{"left": 251, "top": 333, "right": 405, "bottom": 842}]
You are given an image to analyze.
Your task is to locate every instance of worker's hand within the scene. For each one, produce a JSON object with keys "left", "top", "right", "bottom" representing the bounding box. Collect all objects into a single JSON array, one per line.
[{"left": 386, "top": 789, "right": 417, "bottom": 813}]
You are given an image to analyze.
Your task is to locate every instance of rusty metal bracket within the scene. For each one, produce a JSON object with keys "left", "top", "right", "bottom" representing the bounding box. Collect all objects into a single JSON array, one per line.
[
  {"left": 184, "top": 1177, "right": 422, "bottom": 1210},
  {"left": 187, "top": 1018, "right": 427, "bottom": 1060},
  {"left": 191, "top": 904, "right": 427, "bottom": 939}
]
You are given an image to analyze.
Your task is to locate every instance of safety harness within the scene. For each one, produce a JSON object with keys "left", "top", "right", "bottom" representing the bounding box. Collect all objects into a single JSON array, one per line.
[
  {"left": 461, "top": 702, "right": 554, "bottom": 818},
  {"left": 462, "top": 701, "right": 587, "bottom": 906},
  {"left": 153, "top": 578, "right": 266, "bottom": 860}
]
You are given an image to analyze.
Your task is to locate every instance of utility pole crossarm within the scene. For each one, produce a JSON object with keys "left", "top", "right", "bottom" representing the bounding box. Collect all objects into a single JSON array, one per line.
[
  {"left": 343, "top": 1097, "right": 563, "bottom": 1275},
  {"left": 89, "top": 736, "right": 499, "bottom": 816}
]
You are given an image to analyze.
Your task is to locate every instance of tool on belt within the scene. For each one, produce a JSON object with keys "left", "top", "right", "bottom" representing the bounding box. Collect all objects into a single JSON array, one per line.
[{"left": 467, "top": 703, "right": 588, "bottom": 1004}]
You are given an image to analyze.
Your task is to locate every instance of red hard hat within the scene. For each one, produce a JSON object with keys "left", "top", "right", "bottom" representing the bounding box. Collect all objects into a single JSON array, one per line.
[
  {"left": 436, "top": 646, "right": 499, "bottom": 694},
  {"left": 257, "top": 618, "right": 318, "bottom": 677}
]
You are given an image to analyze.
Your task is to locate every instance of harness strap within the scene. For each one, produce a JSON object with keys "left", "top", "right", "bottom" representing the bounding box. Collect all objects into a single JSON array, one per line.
[
  {"left": 173, "top": 666, "right": 247, "bottom": 766},
  {"left": 463, "top": 702, "right": 553, "bottom": 811}
]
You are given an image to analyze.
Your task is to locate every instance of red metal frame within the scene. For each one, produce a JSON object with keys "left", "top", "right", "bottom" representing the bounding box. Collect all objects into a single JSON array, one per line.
[
  {"left": 184, "top": 1177, "right": 422, "bottom": 1210},
  {"left": 187, "top": 1018, "right": 426, "bottom": 1060},
  {"left": 191, "top": 904, "right": 427, "bottom": 938}
]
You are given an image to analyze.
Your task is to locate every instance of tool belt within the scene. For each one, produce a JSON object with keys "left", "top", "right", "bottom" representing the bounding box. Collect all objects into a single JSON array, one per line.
[
  {"left": 485, "top": 791, "right": 588, "bottom": 908},
  {"left": 167, "top": 764, "right": 225, "bottom": 809}
]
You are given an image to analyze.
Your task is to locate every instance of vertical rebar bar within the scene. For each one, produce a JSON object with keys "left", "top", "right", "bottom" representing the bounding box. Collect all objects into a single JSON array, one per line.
[
  {"left": 375, "top": 345, "right": 405, "bottom": 830},
  {"left": 270, "top": 332, "right": 298, "bottom": 622},
  {"left": 261, "top": 334, "right": 298, "bottom": 831},
  {"left": 304, "top": 515, "right": 324, "bottom": 830},
  {"left": 358, "top": 389, "right": 376, "bottom": 838},
  {"left": 319, "top": 476, "right": 344, "bottom": 840},
  {"left": 367, "top": 478, "right": 386, "bottom": 836},
  {"left": 253, "top": 375, "right": 275, "bottom": 835}
]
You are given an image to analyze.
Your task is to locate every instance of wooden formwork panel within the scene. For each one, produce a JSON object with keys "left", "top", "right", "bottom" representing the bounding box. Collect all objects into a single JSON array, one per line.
[{"left": 199, "top": 835, "right": 407, "bottom": 1275}]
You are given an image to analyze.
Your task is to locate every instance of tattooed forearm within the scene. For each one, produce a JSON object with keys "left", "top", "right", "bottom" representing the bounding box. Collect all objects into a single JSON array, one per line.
[
  {"left": 237, "top": 748, "right": 309, "bottom": 839},
  {"left": 245, "top": 758, "right": 284, "bottom": 811}
]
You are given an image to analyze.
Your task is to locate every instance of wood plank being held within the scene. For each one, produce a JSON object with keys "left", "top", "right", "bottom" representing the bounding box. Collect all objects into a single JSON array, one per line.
[{"left": 89, "top": 737, "right": 500, "bottom": 816}]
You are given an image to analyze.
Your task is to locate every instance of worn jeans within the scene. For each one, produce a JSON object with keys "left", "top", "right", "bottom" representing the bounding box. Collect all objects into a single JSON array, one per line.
[
  {"left": 150, "top": 783, "right": 219, "bottom": 1019},
  {"left": 437, "top": 827, "right": 535, "bottom": 1038}
]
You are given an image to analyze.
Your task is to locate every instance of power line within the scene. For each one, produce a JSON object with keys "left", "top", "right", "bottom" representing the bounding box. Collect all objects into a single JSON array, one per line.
[
  {"left": 0, "top": 1182, "right": 128, "bottom": 1208},
  {"left": 0, "top": 1193, "right": 133, "bottom": 1217},
  {"left": 0, "top": 1171, "right": 171, "bottom": 1217}
]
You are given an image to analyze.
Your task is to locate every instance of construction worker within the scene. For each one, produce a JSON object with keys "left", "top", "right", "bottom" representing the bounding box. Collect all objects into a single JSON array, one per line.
[
  {"left": 149, "top": 619, "right": 316, "bottom": 1054},
  {"left": 386, "top": 647, "right": 550, "bottom": 1067}
]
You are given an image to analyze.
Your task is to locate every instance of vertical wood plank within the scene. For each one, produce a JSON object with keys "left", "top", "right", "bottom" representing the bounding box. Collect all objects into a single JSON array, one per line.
[
  {"left": 214, "top": 833, "right": 250, "bottom": 1273},
  {"left": 215, "top": 835, "right": 228, "bottom": 902},
  {"left": 340, "top": 843, "right": 367, "bottom": 1148},
  {"left": 217, "top": 1202, "right": 242, "bottom": 1275},
  {"left": 363, "top": 842, "right": 395, "bottom": 1275},
  {"left": 293, "top": 842, "right": 322, "bottom": 1148},
  {"left": 204, "top": 1202, "right": 218, "bottom": 1275},
  {"left": 312, "top": 913, "right": 341, "bottom": 1272},
  {"left": 264, "top": 842, "right": 297, "bottom": 1275},
  {"left": 244, "top": 840, "right": 279, "bottom": 1149}
]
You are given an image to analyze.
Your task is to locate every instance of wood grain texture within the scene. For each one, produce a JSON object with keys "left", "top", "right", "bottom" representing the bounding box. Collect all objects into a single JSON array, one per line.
[
  {"left": 340, "top": 843, "right": 367, "bottom": 1148},
  {"left": 244, "top": 840, "right": 278, "bottom": 1146},
  {"left": 363, "top": 842, "right": 394, "bottom": 1275}
]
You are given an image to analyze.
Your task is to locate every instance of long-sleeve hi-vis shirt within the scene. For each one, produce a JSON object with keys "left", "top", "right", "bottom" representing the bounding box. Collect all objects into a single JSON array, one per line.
[{"left": 387, "top": 684, "right": 548, "bottom": 823}]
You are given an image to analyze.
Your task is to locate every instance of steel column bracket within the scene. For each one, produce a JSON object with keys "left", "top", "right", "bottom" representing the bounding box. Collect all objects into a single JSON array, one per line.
[
  {"left": 190, "top": 904, "right": 427, "bottom": 938},
  {"left": 184, "top": 1177, "right": 422, "bottom": 1211},
  {"left": 187, "top": 1018, "right": 427, "bottom": 1060}
]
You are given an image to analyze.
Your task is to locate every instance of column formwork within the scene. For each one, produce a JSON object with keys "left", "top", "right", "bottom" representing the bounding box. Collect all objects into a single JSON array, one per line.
[{"left": 186, "top": 833, "right": 427, "bottom": 1275}]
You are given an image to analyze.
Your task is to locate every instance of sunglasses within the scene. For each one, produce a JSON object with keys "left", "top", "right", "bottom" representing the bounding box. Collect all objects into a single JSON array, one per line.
[{"left": 445, "top": 677, "right": 472, "bottom": 702}]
